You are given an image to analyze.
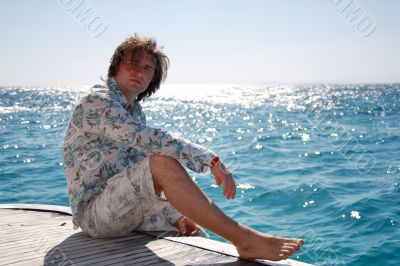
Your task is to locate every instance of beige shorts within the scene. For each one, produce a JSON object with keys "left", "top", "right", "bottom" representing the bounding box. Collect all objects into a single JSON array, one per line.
[{"left": 78, "top": 156, "right": 182, "bottom": 238}]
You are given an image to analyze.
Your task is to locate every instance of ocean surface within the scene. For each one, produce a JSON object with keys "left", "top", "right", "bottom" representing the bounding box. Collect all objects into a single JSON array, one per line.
[{"left": 0, "top": 83, "right": 399, "bottom": 265}]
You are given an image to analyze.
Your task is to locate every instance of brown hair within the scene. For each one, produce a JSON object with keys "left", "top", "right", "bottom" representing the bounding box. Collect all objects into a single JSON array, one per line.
[{"left": 107, "top": 34, "right": 169, "bottom": 101}]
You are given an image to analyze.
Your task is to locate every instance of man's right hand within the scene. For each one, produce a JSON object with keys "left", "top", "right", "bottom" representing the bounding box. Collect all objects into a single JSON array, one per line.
[{"left": 210, "top": 160, "right": 236, "bottom": 200}]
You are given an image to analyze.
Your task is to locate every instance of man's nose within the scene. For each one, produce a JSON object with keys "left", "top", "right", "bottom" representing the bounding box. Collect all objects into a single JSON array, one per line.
[{"left": 131, "top": 66, "right": 144, "bottom": 77}]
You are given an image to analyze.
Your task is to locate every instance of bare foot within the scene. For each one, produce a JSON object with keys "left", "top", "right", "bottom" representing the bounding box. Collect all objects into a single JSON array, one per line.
[{"left": 234, "top": 226, "right": 304, "bottom": 261}]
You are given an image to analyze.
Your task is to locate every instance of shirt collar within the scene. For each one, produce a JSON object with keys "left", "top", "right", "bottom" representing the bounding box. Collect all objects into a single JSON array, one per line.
[{"left": 106, "top": 78, "right": 131, "bottom": 110}]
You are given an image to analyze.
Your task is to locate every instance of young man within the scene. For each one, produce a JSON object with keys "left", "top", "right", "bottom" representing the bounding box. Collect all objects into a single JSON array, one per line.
[{"left": 63, "top": 34, "right": 303, "bottom": 261}]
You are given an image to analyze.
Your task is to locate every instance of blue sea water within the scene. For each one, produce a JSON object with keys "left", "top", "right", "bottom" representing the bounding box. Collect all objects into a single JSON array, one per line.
[{"left": 0, "top": 84, "right": 399, "bottom": 265}]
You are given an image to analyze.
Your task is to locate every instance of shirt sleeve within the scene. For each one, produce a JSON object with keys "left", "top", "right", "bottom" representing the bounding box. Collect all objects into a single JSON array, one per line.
[{"left": 72, "top": 91, "right": 216, "bottom": 173}]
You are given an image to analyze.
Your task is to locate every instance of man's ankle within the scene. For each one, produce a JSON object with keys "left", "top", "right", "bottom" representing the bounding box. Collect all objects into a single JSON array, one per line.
[{"left": 225, "top": 223, "right": 254, "bottom": 247}]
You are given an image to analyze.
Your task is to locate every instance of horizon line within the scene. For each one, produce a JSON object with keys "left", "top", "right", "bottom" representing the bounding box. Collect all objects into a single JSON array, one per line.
[{"left": 1, "top": 81, "right": 400, "bottom": 88}]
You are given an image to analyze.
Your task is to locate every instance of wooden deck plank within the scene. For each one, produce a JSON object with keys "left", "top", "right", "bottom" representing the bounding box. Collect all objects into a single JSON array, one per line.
[
  {"left": 0, "top": 224, "right": 72, "bottom": 242},
  {"left": 0, "top": 234, "right": 151, "bottom": 259},
  {"left": 137, "top": 242, "right": 202, "bottom": 263},
  {"left": 0, "top": 209, "right": 64, "bottom": 220},
  {"left": 0, "top": 228, "right": 74, "bottom": 247},
  {"left": 77, "top": 238, "right": 197, "bottom": 265},
  {"left": 96, "top": 243, "right": 197, "bottom": 266},
  {"left": 0, "top": 216, "right": 68, "bottom": 227},
  {"left": 143, "top": 247, "right": 229, "bottom": 266},
  {"left": 0, "top": 227, "right": 143, "bottom": 249},
  {"left": 2, "top": 233, "right": 153, "bottom": 265},
  {"left": 72, "top": 245, "right": 159, "bottom": 266},
  {"left": 159, "top": 249, "right": 223, "bottom": 265},
  {"left": 0, "top": 204, "right": 313, "bottom": 266},
  {"left": 47, "top": 237, "right": 166, "bottom": 265}
]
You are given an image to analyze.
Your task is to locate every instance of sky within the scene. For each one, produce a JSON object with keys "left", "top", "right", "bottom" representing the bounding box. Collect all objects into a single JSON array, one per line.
[{"left": 1, "top": 0, "right": 399, "bottom": 86}]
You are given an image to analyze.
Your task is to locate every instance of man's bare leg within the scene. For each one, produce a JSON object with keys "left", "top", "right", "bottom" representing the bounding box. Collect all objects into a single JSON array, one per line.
[{"left": 150, "top": 155, "right": 303, "bottom": 261}]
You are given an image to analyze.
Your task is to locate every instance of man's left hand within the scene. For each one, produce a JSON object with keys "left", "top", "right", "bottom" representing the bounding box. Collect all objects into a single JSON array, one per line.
[{"left": 176, "top": 216, "right": 201, "bottom": 236}]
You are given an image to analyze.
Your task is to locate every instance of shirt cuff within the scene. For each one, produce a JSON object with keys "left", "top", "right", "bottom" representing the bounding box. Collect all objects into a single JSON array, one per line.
[{"left": 162, "top": 205, "right": 183, "bottom": 225}]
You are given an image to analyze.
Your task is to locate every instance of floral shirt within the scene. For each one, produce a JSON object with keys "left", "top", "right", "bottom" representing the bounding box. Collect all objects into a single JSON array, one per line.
[{"left": 63, "top": 78, "right": 216, "bottom": 228}]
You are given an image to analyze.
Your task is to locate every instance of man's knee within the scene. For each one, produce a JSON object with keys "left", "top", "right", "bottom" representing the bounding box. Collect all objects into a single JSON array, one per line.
[
  {"left": 149, "top": 155, "right": 181, "bottom": 171},
  {"left": 149, "top": 155, "right": 187, "bottom": 185}
]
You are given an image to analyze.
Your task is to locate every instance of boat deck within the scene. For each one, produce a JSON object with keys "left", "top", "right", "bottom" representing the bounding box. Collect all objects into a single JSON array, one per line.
[{"left": 0, "top": 204, "right": 312, "bottom": 266}]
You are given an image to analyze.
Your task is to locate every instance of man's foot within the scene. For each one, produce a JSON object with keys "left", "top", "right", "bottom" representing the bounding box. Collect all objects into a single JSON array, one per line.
[{"left": 234, "top": 227, "right": 304, "bottom": 261}]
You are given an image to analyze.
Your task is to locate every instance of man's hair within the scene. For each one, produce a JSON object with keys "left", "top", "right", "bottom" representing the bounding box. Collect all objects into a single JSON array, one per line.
[{"left": 107, "top": 34, "right": 169, "bottom": 101}]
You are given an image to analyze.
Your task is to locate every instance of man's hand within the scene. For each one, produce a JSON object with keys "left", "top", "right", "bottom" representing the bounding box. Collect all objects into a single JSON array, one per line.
[
  {"left": 210, "top": 160, "right": 236, "bottom": 199},
  {"left": 176, "top": 216, "right": 201, "bottom": 236}
]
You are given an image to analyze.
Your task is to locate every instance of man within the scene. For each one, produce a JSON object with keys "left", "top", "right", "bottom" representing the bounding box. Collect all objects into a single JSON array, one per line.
[{"left": 63, "top": 34, "right": 303, "bottom": 261}]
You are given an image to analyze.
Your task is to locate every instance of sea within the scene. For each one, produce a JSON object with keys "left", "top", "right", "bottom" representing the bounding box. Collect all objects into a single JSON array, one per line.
[{"left": 0, "top": 83, "right": 399, "bottom": 265}]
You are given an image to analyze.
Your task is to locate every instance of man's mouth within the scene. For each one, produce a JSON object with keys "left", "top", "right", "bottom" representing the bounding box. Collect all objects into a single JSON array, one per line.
[{"left": 129, "top": 79, "right": 141, "bottom": 85}]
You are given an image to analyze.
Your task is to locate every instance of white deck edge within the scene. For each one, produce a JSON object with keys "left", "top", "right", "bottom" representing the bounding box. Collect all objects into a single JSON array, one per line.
[
  {"left": 163, "top": 236, "right": 313, "bottom": 266},
  {"left": 0, "top": 204, "right": 314, "bottom": 266},
  {"left": 0, "top": 203, "right": 72, "bottom": 215}
]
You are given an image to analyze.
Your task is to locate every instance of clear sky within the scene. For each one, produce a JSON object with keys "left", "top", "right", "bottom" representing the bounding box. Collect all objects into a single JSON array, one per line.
[{"left": 1, "top": 0, "right": 399, "bottom": 86}]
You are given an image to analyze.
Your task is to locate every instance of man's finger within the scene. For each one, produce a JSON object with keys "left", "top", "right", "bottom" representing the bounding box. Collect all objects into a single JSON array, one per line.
[
  {"left": 215, "top": 176, "right": 222, "bottom": 185},
  {"left": 177, "top": 218, "right": 186, "bottom": 235},
  {"left": 190, "top": 228, "right": 201, "bottom": 236}
]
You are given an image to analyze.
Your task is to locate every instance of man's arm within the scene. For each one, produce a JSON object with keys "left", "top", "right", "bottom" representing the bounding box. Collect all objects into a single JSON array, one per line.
[{"left": 72, "top": 91, "right": 217, "bottom": 174}]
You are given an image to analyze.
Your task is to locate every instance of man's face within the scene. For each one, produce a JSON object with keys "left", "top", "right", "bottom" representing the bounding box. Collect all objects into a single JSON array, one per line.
[{"left": 115, "top": 50, "right": 156, "bottom": 99}]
